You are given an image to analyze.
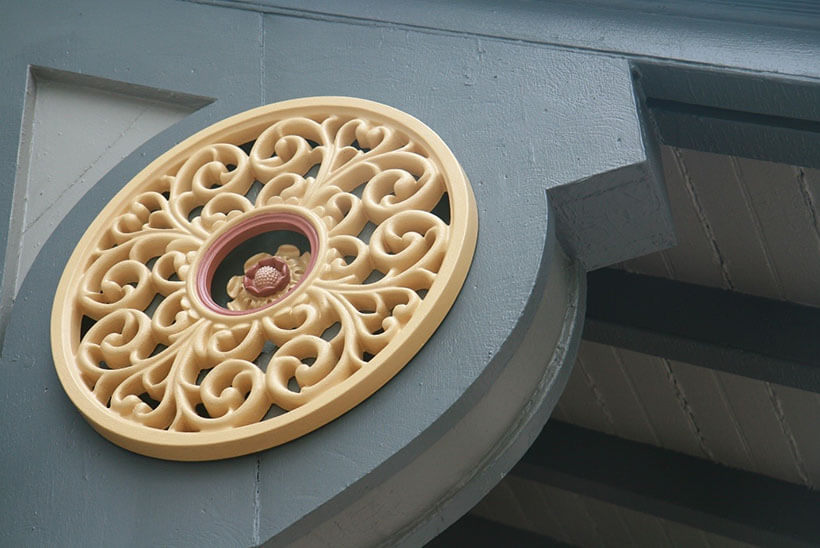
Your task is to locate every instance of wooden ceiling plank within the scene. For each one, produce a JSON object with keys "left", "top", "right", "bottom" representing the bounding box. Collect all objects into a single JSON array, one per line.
[
  {"left": 665, "top": 360, "right": 756, "bottom": 471},
  {"left": 718, "top": 373, "right": 806, "bottom": 485},
  {"left": 494, "top": 476, "right": 555, "bottom": 538},
  {"left": 673, "top": 148, "right": 772, "bottom": 295},
  {"left": 505, "top": 476, "right": 573, "bottom": 539},
  {"left": 619, "top": 248, "right": 672, "bottom": 279},
  {"left": 553, "top": 346, "right": 618, "bottom": 435},
  {"left": 427, "top": 515, "right": 569, "bottom": 548},
  {"left": 549, "top": 400, "right": 576, "bottom": 425},
  {"left": 577, "top": 495, "right": 636, "bottom": 547},
  {"left": 771, "top": 385, "right": 820, "bottom": 489},
  {"left": 613, "top": 348, "right": 706, "bottom": 456},
  {"left": 534, "top": 485, "right": 604, "bottom": 548},
  {"left": 733, "top": 157, "right": 820, "bottom": 306},
  {"left": 716, "top": 374, "right": 811, "bottom": 486},
  {"left": 661, "top": 520, "right": 713, "bottom": 548},
  {"left": 470, "top": 477, "right": 535, "bottom": 536},
  {"left": 700, "top": 531, "right": 756, "bottom": 548},
  {"left": 615, "top": 507, "right": 675, "bottom": 548},
  {"left": 656, "top": 146, "right": 729, "bottom": 287},
  {"left": 571, "top": 342, "right": 656, "bottom": 444},
  {"left": 512, "top": 477, "right": 571, "bottom": 540}
]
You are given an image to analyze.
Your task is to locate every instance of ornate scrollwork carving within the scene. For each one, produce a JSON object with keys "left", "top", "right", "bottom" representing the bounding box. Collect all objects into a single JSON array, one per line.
[{"left": 51, "top": 97, "right": 477, "bottom": 460}]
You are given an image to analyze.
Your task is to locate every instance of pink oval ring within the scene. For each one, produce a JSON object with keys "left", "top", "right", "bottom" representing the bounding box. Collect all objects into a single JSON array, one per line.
[{"left": 196, "top": 212, "right": 319, "bottom": 315}]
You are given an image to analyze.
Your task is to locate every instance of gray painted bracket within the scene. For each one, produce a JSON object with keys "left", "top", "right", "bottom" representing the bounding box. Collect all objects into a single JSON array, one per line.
[
  {"left": 0, "top": 5, "right": 664, "bottom": 546},
  {"left": 546, "top": 64, "right": 673, "bottom": 270},
  {"left": 8, "top": 0, "right": 818, "bottom": 546},
  {"left": 547, "top": 112, "right": 672, "bottom": 270},
  {"left": 258, "top": 13, "right": 674, "bottom": 272},
  {"left": 253, "top": 14, "right": 670, "bottom": 544}
]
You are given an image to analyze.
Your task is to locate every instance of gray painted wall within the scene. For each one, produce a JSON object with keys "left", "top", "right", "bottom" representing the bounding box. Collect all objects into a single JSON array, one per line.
[
  {"left": 6, "top": 70, "right": 204, "bottom": 297},
  {"left": 1, "top": 1, "right": 818, "bottom": 545}
]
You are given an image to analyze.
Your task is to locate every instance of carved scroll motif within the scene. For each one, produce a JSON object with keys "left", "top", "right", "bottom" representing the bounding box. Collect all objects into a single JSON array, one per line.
[{"left": 52, "top": 98, "right": 476, "bottom": 460}]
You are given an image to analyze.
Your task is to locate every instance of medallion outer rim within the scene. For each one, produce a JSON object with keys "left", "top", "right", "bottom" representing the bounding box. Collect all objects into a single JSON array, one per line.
[{"left": 50, "top": 96, "right": 478, "bottom": 461}]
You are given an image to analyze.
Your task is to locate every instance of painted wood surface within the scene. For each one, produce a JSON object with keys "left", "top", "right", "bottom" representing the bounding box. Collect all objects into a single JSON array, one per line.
[
  {"left": 507, "top": 421, "right": 820, "bottom": 547},
  {"left": 6, "top": 73, "right": 204, "bottom": 297},
  {"left": 580, "top": 147, "right": 820, "bottom": 489},
  {"left": 472, "top": 476, "right": 756, "bottom": 548},
  {"left": 0, "top": 1, "right": 643, "bottom": 545},
  {"left": 624, "top": 147, "right": 820, "bottom": 306},
  {"left": 3, "top": 0, "right": 820, "bottom": 546},
  {"left": 554, "top": 342, "right": 820, "bottom": 488},
  {"left": 543, "top": 146, "right": 820, "bottom": 526}
]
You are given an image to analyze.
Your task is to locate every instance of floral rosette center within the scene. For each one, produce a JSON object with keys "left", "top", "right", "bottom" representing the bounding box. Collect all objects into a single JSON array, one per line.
[
  {"left": 227, "top": 247, "right": 309, "bottom": 311},
  {"left": 245, "top": 259, "right": 290, "bottom": 296}
]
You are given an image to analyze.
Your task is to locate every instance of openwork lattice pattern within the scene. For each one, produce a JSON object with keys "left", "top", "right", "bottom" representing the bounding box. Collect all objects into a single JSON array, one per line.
[{"left": 51, "top": 98, "right": 476, "bottom": 460}]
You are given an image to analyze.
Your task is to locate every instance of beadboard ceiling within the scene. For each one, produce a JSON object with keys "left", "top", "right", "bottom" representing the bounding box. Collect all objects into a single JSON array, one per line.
[{"left": 459, "top": 145, "right": 820, "bottom": 546}]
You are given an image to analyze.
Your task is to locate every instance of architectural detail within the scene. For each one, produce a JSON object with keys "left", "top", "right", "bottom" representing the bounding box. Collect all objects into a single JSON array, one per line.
[
  {"left": 229, "top": 248, "right": 306, "bottom": 309},
  {"left": 50, "top": 97, "right": 477, "bottom": 460}
]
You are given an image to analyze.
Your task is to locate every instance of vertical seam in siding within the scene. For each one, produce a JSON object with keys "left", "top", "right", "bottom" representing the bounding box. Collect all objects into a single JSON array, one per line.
[
  {"left": 672, "top": 147, "right": 734, "bottom": 290},
  {"left": 577, "top": 354, "right": 617, "bottom": 435},
  {"left": 712, "top": 372, "right": 757, "bottom": 471},
  {"left": 795, "top": 166, "right": 820, "bottom": 253},
  {"left": 611, "top": 347, "right": 663, "bottom": 446},
  {"left": 662, "top": 359, "right": 715, "bottom": 460},
  {"left": 766, "top": 382, "right": 812, "bottom": 488},
  {"left": 729, "top": 155, "right": 785, "bottom": 298}
]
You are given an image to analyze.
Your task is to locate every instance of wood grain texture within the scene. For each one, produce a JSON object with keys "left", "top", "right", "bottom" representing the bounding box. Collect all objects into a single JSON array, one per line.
[
  {"left": 666, "top": 361, "right": 752, "bottom": 469},
  {"left": 558, "top": 341, "right": 820, "bottom": 489},
  {"left": 717, "top": 375, "right": 810, "bottom": 486}
]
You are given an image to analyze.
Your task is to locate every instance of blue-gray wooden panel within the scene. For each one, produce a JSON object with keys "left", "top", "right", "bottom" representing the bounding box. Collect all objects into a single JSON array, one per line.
[
  {"left": 0, "top": 1, "right": 264, "bottom": 545},
  {"left": 254, "top": 14, "right": 649, "bottom": 543},
  {"left": 0, "top": 0, "right": 263, "bottom": 334}
]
